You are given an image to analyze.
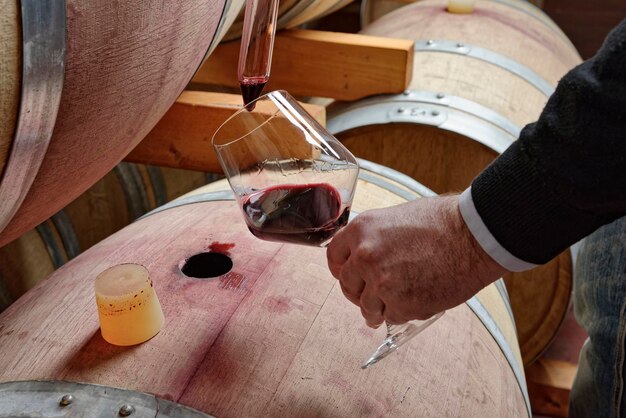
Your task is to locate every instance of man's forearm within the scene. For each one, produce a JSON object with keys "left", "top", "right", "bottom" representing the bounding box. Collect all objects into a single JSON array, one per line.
[{"left": 461, "top": 18, "right": 626, "bottom": 267}]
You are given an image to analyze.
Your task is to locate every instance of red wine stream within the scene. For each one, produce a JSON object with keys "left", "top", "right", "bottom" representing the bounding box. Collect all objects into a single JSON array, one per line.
[
  {"left": 241, "top": 183, "right": 350, "bottom": 246},
  {"left": 240, "top": 81, "right": 266, "bottom": 110}
]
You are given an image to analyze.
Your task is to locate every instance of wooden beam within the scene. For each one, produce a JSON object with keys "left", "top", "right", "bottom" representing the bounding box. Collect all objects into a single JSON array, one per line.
[
  {"left": 125, "top": 91, "right": 326, "bottom": 173},
  {"left": 526, "top": 358, "right": 578, "bottom": 417},
  {"left": 192, "top": 29, "right": 414, "bottom": 101}
]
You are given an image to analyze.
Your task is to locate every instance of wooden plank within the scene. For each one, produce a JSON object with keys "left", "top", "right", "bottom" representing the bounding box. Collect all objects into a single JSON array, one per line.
[
  {"left": 125, "top": 91, "right": 326, "bottom": 172},
  {"left": 526, "top": 358, "right": 577, "bottom": 417},
  {"left": 192, "top": 29, "right": 414, "bottom": 101}
]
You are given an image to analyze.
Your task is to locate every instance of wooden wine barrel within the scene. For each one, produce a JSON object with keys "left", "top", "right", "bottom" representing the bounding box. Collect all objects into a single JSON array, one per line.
[
  {"left": 360, "top": 0, "right": 569, "bottom": 46},
  {"left": 0, "top": 1, "right": 232, "bottom": 248},
  {"left": 0, "top": 160, "right": 530, "bottom": 417},
  {"left": 327, "top": 0, "right": 580, "bottom": 366},
  {"left": 0, "top": 164, "right": 206, "bottom": 313},
  {"left": 222, "top": 0, "right": 355, "bottom": 41}
]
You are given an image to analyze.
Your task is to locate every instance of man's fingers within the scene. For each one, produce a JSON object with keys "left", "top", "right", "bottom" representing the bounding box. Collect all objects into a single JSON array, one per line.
[
  {"left": 360, "top": 284, "right": 384, "bottom": 327},
  {"left": 383, "top": 307, "right": 409, "bottom": 325},
  {"left": 338, "top": 260, "right": 365, "bottom": 306},
  {"left": 326, "top": 229, "right": 352, "bottom": 279},
  {"left": 339, "top": 281, "right": 362, "bottom": 306}
]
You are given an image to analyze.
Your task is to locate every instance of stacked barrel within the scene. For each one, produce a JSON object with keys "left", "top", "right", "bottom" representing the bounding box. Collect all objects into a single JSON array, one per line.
[{"left": 0, "top": 1, "right": 584, "bottom": 417}]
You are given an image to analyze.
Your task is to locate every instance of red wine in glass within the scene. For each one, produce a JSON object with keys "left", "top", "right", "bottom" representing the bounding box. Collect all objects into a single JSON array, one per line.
[
  {"left": 213, "top": 90, "right": 443, "bottom": 370},
  {"left": 241, "top": 183, "right": 350, "bottom": 246}
]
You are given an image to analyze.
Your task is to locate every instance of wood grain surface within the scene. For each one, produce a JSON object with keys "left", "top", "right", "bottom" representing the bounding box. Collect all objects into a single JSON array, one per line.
[
  {"left": 194, "top": 29, "right": 414, "bottom": 101},
  {"left": 0, "top": 222, "right": 61, "bottom": 312}
]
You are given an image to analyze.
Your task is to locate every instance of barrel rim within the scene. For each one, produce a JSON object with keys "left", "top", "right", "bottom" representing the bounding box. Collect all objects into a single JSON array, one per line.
[
  {"left": 0, "top": 380, "right": 214, "bottom": 417},
  {"left": 327, "top": 90, "right": 519, "bottom": 154},
  {"left": 0, "top": 1, "right": 66, "bottom": 235}
]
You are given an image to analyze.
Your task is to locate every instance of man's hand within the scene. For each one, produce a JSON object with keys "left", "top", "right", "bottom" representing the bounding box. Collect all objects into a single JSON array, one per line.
[{"left": 326, "top": 195, "right": 507, "bottom": 327}]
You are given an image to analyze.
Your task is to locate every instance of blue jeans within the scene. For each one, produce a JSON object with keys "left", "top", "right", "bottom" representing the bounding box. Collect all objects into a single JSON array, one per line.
[{"left": 570, "top": 216, "right": 626, "bottom": 417}]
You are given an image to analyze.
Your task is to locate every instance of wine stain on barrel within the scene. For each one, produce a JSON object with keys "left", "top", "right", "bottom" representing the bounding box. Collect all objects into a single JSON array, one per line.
[
  {"left": 207, "top": 241, "right": 235, "bottom": 255},
  {"left": 263, "top": 296, "right": 303, "bottom": 314}
]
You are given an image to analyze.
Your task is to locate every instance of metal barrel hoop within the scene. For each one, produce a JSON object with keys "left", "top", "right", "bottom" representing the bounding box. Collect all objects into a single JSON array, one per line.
[{"left": 0, "top": 1, "right": 66, "bottom": 235}]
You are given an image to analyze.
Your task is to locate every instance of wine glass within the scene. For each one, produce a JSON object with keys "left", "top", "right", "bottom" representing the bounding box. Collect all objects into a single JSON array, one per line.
[{"left": 212, "top": 90, "right": 443, "bottom": 368}]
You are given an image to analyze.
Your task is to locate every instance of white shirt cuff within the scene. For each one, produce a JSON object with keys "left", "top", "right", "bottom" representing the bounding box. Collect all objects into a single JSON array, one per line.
[{"left": 459, "top": 187, "right": 538, "bottom": 272}]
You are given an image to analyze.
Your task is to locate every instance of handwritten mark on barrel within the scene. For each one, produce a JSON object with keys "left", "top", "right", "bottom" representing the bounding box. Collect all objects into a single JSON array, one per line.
[{"left": 401, "top": 386, "right": 411, "bottom": 404}]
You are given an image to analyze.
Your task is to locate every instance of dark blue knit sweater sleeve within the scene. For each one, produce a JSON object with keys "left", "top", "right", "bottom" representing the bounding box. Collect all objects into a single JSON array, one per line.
[{"left": 471, "top": 18, "right": 626, "bottom": 264}]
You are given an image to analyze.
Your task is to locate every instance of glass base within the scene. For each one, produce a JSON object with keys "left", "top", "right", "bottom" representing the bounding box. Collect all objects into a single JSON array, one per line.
[{"left": 361, "top": 312, "right": 445, "bottom": 369}]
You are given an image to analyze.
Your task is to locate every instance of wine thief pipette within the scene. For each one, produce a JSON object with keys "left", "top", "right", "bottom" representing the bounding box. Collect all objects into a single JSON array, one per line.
[{"left": 238, "top": 0, "right": 280, "bottom": 108}]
